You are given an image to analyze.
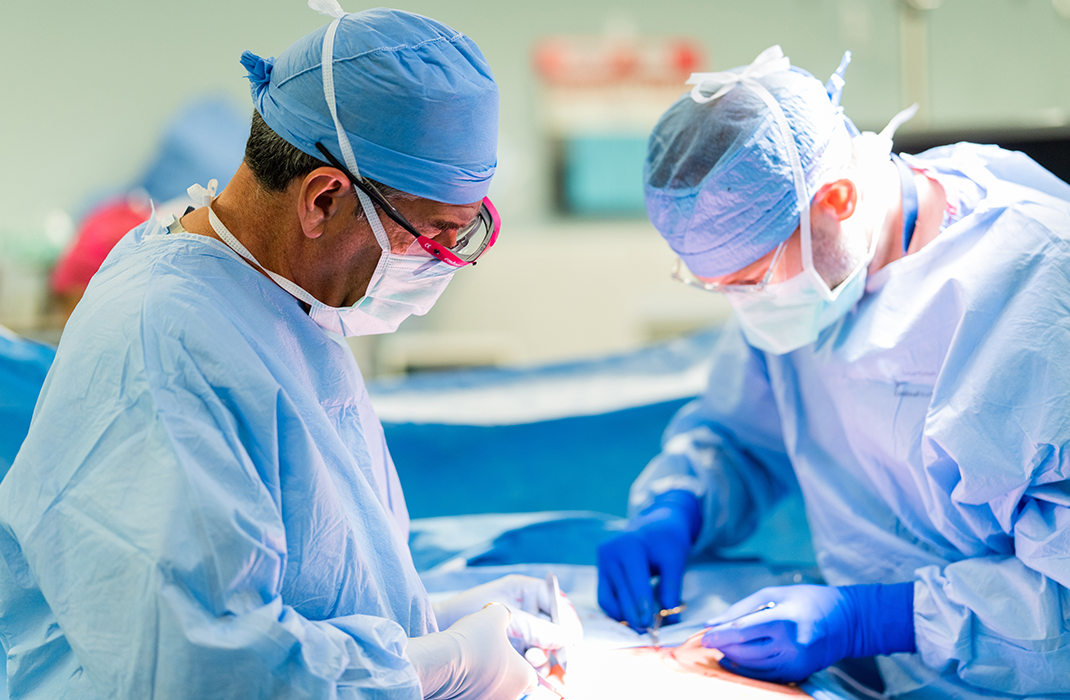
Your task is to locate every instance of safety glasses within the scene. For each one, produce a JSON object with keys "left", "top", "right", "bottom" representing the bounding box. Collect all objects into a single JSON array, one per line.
[
  {"left": 671, "top": 239, "right": 788, "bottom": 294},
  {"left": 315, "top": 143, "right": 500, "bottom": 267}
]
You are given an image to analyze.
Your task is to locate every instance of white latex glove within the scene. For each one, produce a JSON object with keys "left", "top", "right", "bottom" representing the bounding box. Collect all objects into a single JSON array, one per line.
[
  {"left": 406, "top": 603, "right": 536, "bottom": 700},
  {"left": 433, "top": 575, "right": 583, "bottom": 673}
]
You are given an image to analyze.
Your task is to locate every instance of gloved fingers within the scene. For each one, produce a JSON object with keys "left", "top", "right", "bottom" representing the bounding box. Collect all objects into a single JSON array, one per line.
[
  {"left": 485, "top": 574, "right": 547, "bottom": 614},
  {"left": 439, "top": 603, "right": 543, "bottom": 700},
  {"left": 477, "top": 600, "right": 513, "bottom": 630},
  {"left": 524, "top": 646, "right": 571, "bottom": 682},
  {"left": 597, "top": 568, "right": 624, "bottom": 623},
  {"left": 718, "top": 656, "right": 797, "bottom": 683},
  {"left": 436, "top": 575, "right": 549, "bottom": 632},
  {"left": 704, "top": 588, "right": 784, "bottom": 628},
  {"left": 702, "top": 618, "right": 787, "bottom": 648},
  {"left": 479, "top": 605, "right": 540, "bottom": 699},
  {"left": 500, "top": 574, "right": 549, "bottom": 616},
  {"left": 596, "top": 534, "right": 632, "bottom": 620},
  {"left": 493, "top": 635, "right": 539, "bottom": 700},
  {"left": 525, "top": 648, "right": 548, "bottom": 665},
  {"left": 432, "top": 584, "right": 498, "bottom": 631},
  {"left": 524, "top": 647, "right": 550, "bottom": 675},
  {"left": 596, "top": 539, "right": 640, "bottom": 628},
  {"left": 713, "top": 638, "right": 782, "bottom": 666},
  {"left": 650, "top": 556, "right": 686, "bottom": 625},
  {"left": 598, "top": 549, "right": 654, "bottom": 630},
  {"left": 506, "top": 607, "right": 577, "bottom": 655},
  {"left": 725, "top": 654, "right": 814, "bottom": 684},
  {"left": 517, "top": 659, "right": 539, "bottom": 696},
  {"left": 489, "top": 574, "right": 583, "bottom": 639}
]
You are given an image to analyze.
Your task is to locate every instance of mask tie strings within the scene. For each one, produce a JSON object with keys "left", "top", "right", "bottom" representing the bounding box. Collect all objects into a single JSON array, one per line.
[
  {"left": 824, "top": 50, "right": 852, "bottom": 107},
  {"left": 187, "top": 180, "right": 324, "bottom": 310},
  {"left": 685, "top": 45, "right": 790, "bottom": 104}
]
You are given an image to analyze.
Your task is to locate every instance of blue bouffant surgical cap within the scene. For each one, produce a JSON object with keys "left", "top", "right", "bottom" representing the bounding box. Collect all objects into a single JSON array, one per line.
[
  {"left": 644, "top": 46, "right": 857, "bottom": 277},
  {"left": 241, "top": 6, "right": 499, "bottom": 205}
]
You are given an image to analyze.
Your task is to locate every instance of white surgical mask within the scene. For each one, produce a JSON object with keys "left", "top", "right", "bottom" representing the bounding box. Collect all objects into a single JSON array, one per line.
[
  {"left": 725, "top": 123, "right": 913, "bottom": 355},
  {"left": 726, "top": 217, "right": 880, "bottom": 355},
  {"left": 189, "top": 180, "right": 455, "bottom": 337},
  {"left": 701, "top": 66, "right": 912, "bottom": 353},
  {"left": 687, "top": 48, "right": 915, "bottom": 355}
]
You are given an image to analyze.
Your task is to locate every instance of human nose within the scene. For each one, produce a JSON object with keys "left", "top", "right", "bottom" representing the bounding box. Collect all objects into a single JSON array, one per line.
[{"left": 430, "top": 230, "right": 458, "bottom": 249}]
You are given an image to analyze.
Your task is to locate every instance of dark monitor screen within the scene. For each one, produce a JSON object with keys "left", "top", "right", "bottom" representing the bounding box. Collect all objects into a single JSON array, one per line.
[{"left": 893, "top": 126, "right": 1070, "bottom": 185}]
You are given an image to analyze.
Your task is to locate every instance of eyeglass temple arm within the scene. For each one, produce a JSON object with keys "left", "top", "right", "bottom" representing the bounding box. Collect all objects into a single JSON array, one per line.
[{"left": 313, "top": 143, "right": 422, "bottom": 240}]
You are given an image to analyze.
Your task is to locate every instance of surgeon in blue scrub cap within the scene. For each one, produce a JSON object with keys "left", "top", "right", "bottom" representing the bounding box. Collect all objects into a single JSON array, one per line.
[
  {"left": 599, "top": 45, "right": 1070, "bottom": 698},
  {"left": 0, "top": 3, "right": 580, "bottom": 699}
]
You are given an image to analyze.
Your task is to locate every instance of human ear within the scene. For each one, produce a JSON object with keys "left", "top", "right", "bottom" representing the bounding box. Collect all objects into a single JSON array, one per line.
[
  {"left": 297, "top": 168, "right": 350, "bottom": 240},
  {"left": 813, "top": 178, "right": 857, "bottom": 221}
]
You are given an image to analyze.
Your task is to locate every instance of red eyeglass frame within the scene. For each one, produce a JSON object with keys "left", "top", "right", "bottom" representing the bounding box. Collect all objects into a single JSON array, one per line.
[{"left": 315, "top": 143, "right": 500, "bottom": 268}]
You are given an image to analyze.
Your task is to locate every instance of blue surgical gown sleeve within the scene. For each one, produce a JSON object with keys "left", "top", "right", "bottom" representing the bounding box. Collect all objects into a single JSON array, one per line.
[
  {"left": 0, "top": 229, "right": 427, "bottom": 699},
  {"left": 906, "top": 194, "right": 1070, "bottom": 695},
  {"left": 628, "top": 320, "right": 797, "bottom": 554}
]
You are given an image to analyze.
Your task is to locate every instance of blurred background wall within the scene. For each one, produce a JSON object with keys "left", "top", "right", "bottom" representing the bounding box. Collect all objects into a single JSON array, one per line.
[{"left": 2, "top": 0, "right": 1068, "bottom": 371}]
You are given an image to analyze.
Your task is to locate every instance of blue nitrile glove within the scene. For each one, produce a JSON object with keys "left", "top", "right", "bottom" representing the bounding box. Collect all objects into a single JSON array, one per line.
[
  {"left": 701, "top": 582, "right": 916, "bottom": 683},
  {"left": 597, "top": 490, "right": 701, "bottom": 631}
]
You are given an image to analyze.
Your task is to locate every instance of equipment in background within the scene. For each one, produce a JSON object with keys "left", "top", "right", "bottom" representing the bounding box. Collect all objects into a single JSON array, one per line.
[{"left": 533, "top": 32, "right": 704, "bottom": 216}]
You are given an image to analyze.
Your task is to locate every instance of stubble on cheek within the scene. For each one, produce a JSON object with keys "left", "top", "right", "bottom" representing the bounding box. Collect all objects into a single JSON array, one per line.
[{"left": 812, "top": 223, "right": 867, "bottom": 289}]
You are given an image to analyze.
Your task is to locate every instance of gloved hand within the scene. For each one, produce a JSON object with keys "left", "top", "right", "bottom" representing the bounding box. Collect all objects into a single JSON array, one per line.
[
  {"left": 597, "top": 490, "right": 701, "bottom": 631},
  {"left": 407, "top": 603, "right": 536, "bottom": 700},
  {"left": 701, "top": 582, "right": 916, "bottom": 683},
  {"left": 433, "top": 575, "right": 582, "bottom": 672}
]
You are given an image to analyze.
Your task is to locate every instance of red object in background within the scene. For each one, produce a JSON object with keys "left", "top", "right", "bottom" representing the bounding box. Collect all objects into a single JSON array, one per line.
[
  {"left": 51, "top": 197, "right": 152, "bottom": 296},
  {"left": 671, "top": 44, "right": 703, "bottom": 76},
  {"left": 533, "top": 36, "right": 705, "bottom": 86}
]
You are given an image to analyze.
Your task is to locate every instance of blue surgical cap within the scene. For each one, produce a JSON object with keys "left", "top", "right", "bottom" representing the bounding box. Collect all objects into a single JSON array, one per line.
[
  {"left": 242, "top": 8, "right": 499, "bottom": 205},
  {"left": 644, "top": 49, "right": 856, "bottom": 277}
]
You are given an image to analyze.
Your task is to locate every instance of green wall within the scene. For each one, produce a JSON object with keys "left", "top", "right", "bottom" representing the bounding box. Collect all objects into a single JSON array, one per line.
[{"left": 1, "top": 0, "right": 1068, "bottom": 233}]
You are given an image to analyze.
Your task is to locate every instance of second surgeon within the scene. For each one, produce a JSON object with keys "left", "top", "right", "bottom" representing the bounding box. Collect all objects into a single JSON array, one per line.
[{"left": 598, "top": 46, "right": 1070, "bottom": 699}]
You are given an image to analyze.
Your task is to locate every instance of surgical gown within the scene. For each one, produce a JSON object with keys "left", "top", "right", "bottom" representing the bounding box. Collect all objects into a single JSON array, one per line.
[
  {"left": 630, "top": 144, "right": 1070, "bottom": 699},
  {"left": 0, "top": 217, "right": 434, "bottom": 699}
]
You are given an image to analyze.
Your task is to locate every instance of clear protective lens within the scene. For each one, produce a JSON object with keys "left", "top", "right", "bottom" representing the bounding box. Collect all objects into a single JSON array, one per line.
[
  {"left": 671, "top": 239, "right": 788, "bottom": 294},
  {"left": 447, "top": 200, "right": 498, "bottom": 262}
]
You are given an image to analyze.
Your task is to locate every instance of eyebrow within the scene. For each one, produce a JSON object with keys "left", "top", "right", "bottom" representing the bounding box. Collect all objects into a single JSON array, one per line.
[
  {"left": 428, "top": 219, "right": 463, "bottom": 232},
  {"left": 728, "top": 268, "right": 766, "bottom": 284}
]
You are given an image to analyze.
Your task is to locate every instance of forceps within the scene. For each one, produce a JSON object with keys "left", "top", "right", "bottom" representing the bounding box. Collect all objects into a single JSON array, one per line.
[{"left": 650, "top": 603, "right": 687, "bottom": 649}]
